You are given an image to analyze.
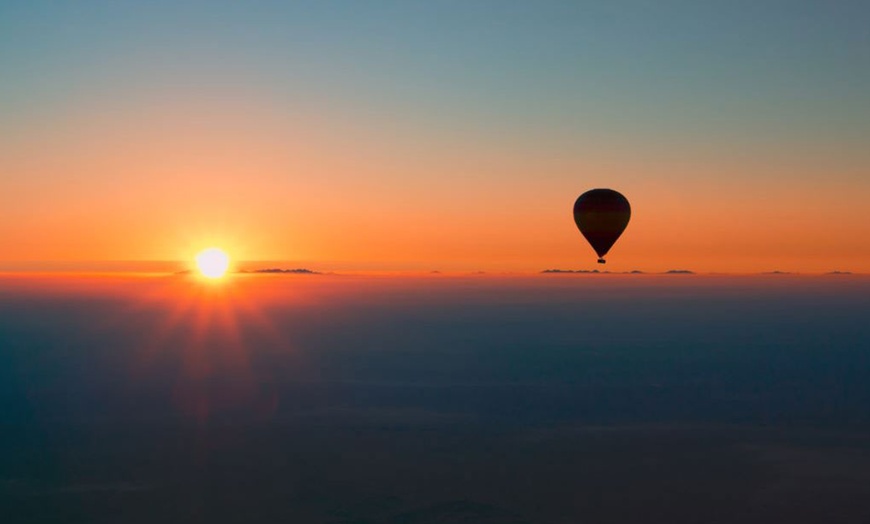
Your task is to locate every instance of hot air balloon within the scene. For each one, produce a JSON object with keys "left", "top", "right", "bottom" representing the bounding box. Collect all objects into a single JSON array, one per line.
[{"left": 573, "top": 189, "right": 631, "bottom": 264}]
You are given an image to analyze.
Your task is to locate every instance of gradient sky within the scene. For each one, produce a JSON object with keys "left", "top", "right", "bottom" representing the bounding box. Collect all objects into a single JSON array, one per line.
[{"left": 2, "top": 1, "right": 869, "bottom": 272}]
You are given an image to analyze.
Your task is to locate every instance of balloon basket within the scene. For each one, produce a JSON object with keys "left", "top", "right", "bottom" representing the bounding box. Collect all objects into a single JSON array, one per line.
[{"left": 597, "top": 258, "right": 606, "bottom": 264}]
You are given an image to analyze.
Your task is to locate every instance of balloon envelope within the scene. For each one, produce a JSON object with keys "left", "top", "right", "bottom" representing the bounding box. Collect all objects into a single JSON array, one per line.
[{"left": 573, "top": 189, "right": 631, "bottom": 262}]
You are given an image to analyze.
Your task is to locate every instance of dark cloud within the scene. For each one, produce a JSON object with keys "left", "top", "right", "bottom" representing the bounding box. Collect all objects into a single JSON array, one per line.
[{"left": 2, "top": 275, "right": 869, "bottom": 522}]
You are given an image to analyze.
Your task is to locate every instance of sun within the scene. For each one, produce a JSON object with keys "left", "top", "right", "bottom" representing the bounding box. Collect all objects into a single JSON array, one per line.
[{"left": 195, "top": 248, "right": 230, "bottom": 279}]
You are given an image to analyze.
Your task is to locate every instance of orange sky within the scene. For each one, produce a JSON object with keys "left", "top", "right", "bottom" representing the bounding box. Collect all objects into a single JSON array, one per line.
[
  {"left": 3, "top": 91, "right": 867, "bottom": 274},
  {"left": 3, "top": 4, "right": 869, "bottom": 274}
]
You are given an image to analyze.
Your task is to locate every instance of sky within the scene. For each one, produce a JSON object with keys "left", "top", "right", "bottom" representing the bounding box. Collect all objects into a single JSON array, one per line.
[{"left": 2, "top": 1, "right": 869, "bottom": 272}]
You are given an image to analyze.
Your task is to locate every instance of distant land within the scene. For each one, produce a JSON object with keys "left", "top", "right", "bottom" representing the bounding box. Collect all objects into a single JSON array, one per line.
[
  {"left": 173, "top": 268, "right": 322, "bottom": 276},
  {"left": 239, "top": 268, "right": 322, "bottom": 274},
  {"left": 541, "top": 269, "right": 702, "bottom": 275}
]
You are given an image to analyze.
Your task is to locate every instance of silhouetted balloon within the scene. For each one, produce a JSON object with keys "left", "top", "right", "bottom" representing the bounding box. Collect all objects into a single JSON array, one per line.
[{"left": 573, "top": 189, "right": 631, "bottom": 264}]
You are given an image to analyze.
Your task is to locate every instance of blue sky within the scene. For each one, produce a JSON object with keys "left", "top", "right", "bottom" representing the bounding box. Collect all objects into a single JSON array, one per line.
[{"left": 4, "top": 0, "right": 869, "bottom": 148}]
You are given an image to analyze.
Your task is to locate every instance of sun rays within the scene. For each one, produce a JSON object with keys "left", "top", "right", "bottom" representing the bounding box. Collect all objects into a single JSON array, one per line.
[{"left": 109, "top": 276, "right": 290, "bottom": 423}]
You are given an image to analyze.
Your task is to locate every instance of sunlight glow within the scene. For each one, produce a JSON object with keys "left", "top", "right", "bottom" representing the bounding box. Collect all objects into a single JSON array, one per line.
[{"left": 196, "top": 248, "right": 230, "bottom": 278}]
